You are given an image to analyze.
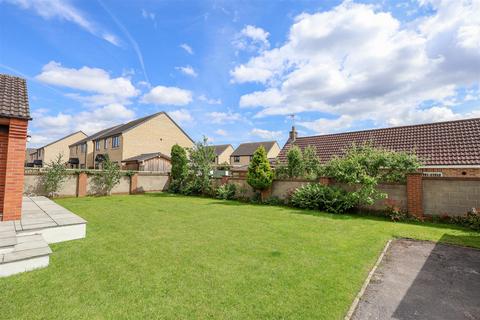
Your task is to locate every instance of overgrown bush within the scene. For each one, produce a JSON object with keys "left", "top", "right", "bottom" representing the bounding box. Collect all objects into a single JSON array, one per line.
[
  {"left": 286, "top": 146, "right": 304, "bottom": 178},
  {"left": 169, "top": 144, "right": 188, "bottom": 193},
  {"left": 322, "top": 144, "right": 420, "bottom": 206},
  {"left": 42, "top": 154, "right": 68, "bottom": 197},
  {"left": 290, "top": 184, "right": 356, "bottom": 214},
  {"left": 187, "top": 137, "right": 215, "bottom": 195},
  {"left": 92, "top": 156, "right": 121, "bottom": 195},
  {"left": 216, "top": 183, "right": 237, "bottom": 200},
  {"left": 384, "top": 205, "right": 419, "bottom": 222},
  {"left": 247, "top": 146, "right": 273, "bottom": 191},
  {"left": 450, "top": 208, "right": 480, "bottom": 231}
]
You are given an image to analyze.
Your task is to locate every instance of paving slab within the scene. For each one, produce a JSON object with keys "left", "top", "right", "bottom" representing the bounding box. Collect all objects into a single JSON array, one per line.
[{"left": 352, "top": 239, "right": 480, "bottom": 320}]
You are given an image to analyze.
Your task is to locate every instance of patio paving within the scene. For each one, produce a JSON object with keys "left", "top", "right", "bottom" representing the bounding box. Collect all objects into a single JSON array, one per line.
[
  {"left": 0, "top": 196, "right": 87, "bottom": 277},
  {"left": 351, "top": 239, "right": 480, "bottom": 320}
]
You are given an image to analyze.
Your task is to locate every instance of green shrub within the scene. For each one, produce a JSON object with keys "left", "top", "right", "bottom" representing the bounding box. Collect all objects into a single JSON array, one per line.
[
  {"left": 290, "top": 184, "right": 356, "bottom": 214},
  {"left": 42, "top": 154, "right": 68, "bottom": 198},
  {"left": 92, "top": 156, "right": 121, "bottom": 195},
  {"left": 286, "top": 146, "right": 304, "bottom": 178},
  {"left": 450, "top": 208, "right": 480, "bottom": 231},
  {"left": 169, "top": 144, "right": 188, "bottom": 193},
  {"left": 384, "top": 205, "right": 419, "bottom": 222},
  {"left": 247, "top": 146, "right": 273, "bottom": 191},
  {"left": 188, "top": 137, "right": 216, "bottom": 195},
  {"left": 216, "top": 183, "right": 237, "bottom": 200}
]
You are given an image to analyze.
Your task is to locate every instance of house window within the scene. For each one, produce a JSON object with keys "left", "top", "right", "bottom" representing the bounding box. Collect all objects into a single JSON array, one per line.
[
  {"left": 249, "top": 155, "right": 253, "bottom": 161},
  {"left": 233, "top": 156, "right": 240, "bottom": 163},
  {"left": 75, "top": 146, "right": 78, "bottom": 154},
  {"left": 80, "top": 143, "right": 86, "bottom": 153},
  {"left": 112, "top": 136, "right": 120, "bottom": 148},
  {"left": 95, "top": 140, "right": 100, "bottom": 151},
  {"left": 104, "top": 138, "right": 108, "bottom": 149}
]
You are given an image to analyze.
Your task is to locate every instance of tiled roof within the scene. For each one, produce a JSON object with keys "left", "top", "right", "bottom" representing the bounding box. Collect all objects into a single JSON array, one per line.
[
  {"left": 278, "top": 118, "right": 480, "bottom": 166},
  {"left": 122, "top": 152, "right": 171, "bottom": 162},
  {"left": 212, "top": 144, "right": 232, "bottom": 156},
  {"left": 231, "top": 141, "right": 278, "bottom": 156},
  {"left": 70, "top": 124, "right": 123, "bottom": 147},
  {"left": 0, "top": 74, "right": 30, "bottom": 120}
]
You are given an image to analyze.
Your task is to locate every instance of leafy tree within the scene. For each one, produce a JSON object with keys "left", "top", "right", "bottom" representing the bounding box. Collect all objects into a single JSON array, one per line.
[
  {"left": 302, "top": 145, "right": 321, "bottom": 180},
  {"left": 286, "top": 145, "right": 304, "bottom": 178},
  {"left": 322, "top": 144, "right": 420, "bottom": 206},
  {"left": 93, "top": 155, "right": 121, "bottom": 195},
  {"left": 247, "top": 146, "right": 274, "bottom": 191},
  {"left": 187, "top": 137, "right": 216, "bottom": 195},
  {"left": 169, "top": 144, "right": 188, "bottom": 193},
  {"left": 42, "top": 154, "right": 68, "bottom": 197}
]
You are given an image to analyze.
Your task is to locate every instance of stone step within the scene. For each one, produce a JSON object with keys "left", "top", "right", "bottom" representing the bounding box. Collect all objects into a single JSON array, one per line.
[
  {"left": 0, "top": 221, "right": 17, "bottom": 250},
  {"left": 0, "top": 234, "right": 52, "bottom": 277}
]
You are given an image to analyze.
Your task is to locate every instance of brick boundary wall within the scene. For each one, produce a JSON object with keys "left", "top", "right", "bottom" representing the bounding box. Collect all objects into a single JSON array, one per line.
[{"left": 406, "top": 173, "right": 423, "bottom": 217}]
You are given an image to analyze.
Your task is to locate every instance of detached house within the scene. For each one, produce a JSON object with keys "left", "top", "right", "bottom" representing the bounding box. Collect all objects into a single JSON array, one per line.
[
  {"left": 69, "top": 112, "right": 194, "bottom": 170},
  {"left": 28, "top": 131, "right": 86, "bottom": 167},
  {"left": 278, "top": 118, "right": 480, "bottom": 177},
  {"left": 0, "top": 74, "right": 30, "bottom": 221},
  {"left": 212, "top": 144, "right": 234, "bottom": 165},
  {"left": 230, "top": 141, "right": 280, "bottom": 167}
]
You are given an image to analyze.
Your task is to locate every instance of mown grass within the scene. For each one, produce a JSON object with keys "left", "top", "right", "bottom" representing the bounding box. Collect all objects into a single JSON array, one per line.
[{"left": 1, "top": 193, "right": 479, "bottom": 319}]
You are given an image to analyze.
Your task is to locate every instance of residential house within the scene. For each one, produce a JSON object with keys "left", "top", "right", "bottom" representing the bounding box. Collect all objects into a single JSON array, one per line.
[
  {"left": 278, "top": 118, "right": 480, "bottom": 177},
  {"left": 25, "top": 148, "right": 36, "bottom": 165},
  {"left": 230, "top": 141, "right": 280, "bottom": 177},
  {"left": 0, "top": 74, "right": 30, "bottom": 221},
  {"left": 29, "top": 131, "right": 86, "bottom": 167},
  {"left": 212, "top": 144, "right": 234, "bottom": 166},
  {"left": 69, "top": 112, "right": 194, "bottom": 169}
]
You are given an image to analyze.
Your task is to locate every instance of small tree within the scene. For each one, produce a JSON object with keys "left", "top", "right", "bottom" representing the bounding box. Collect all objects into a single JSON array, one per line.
[
  {"left": 322, "top": 144, "right": 420, "bottom": 206},
  {"left": 42, "top": 154, "right": 68, "bottom": 197},
  {"left": 93, "top": 155, "right": 121, "bottom": 195},
  {"left": 187, "top": 137, "right": 215, "bottom": 195},
  {"left": 302, "top": 145, "right": 321, "bottom": 180},
  {"left": 247, "top": 146, "right": 273, "bottom": 191},
  {"left": 286, "top": 145, "right": 304, "bottom": 178},
  {"left": 170, "top": 144, "right": 188, "bottom": 193}
]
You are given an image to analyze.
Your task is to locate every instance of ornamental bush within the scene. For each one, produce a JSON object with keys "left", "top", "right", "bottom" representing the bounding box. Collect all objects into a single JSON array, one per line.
[
  {"left": 42, "top": 154, "right": 68, "bottom": 198},
  {"left": 187, "top": 137, "right": 216, "bottom": 195},
  {"left": 92, "top": 156, "right": 121, "bottom": 196},
  {"left": 216, "top": 183, "right": 237, "bottom": 200},
  {"left": 290, "top": 183, "right": 356, "bottom": 214},
  {"left": 247, "top": 146, "right": 274, "bottom": 191},
  {"left": 169, "top": 144, "right": 188, "bottom": 193}
]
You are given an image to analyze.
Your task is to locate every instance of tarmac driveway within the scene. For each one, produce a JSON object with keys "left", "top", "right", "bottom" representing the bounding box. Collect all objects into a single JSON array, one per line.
[{"left": 351, "top": 238, "right": 480, "bottom": 320}]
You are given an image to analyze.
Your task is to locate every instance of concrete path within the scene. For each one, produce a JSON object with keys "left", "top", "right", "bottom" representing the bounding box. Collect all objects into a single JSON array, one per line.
[{"left": 352, "top": 239, "right": 480, "bottom": 320}]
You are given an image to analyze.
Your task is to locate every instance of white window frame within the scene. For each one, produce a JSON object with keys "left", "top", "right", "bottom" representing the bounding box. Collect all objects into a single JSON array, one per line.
[
  {"left": 104, "top": 138, "right": 108, "bottom": 149},
  {"left": 95, "top": 140, "right": 100, "bottom": 151},
  {"left": 112, "top": 136, "right": 120, "bottom": 148},
  {"left": 233, "top": 156, "right": 240, "bottom": 163}
]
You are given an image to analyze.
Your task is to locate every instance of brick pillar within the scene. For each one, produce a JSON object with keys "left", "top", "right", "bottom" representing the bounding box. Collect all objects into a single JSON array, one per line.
[
  {"left": 319, "top": 177, "right": 331, "bottom": 185},
  {"left": 77, "top": 172, "right": 87, "bottom": 197},
  {"left": 2, "top": 118, "right": 28, "bottom": 221},
  {"left": 407, "top": 173, "right": 423, "bottom": 218},
  {"left": 129, "top": 173, "right": 138, "bottom": 194},
  {"left": 0, "top": 126, "right": 8, "bottom": 219}
]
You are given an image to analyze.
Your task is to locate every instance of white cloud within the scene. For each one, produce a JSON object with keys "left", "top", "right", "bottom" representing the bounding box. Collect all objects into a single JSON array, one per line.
[
  {"left": 198, "top": 94, "right": 222, "bottom": 105},
  {"left": 141, "top": 9, "right": 155, "bottom": 21},
  {"left": 250, "top": 128, "right": 283, "bottom": 140},
  {"left": 298, "top": 115, "right": 354, "bottom": 135},
  {"left": 36, "top": 61, "right": 139, "bottom": 105},
  {"left": 168, "top": 109, "right": 193, "bottom": 124},
  {"left": 215, "top": 129, "right": 228, "bottom": 136},
  {"left": 5, "top": 0, "right": 119, "bottom": 46},
  {"left": 176, "top": 65, "right": 198, "bottom": 77},
  {"left": 232, "top": 1, "right": 480, "bottom": 132},
  {"left": 141, "top": 85, "right": 193, "bottom": 106},
  {"left": 180, "top": 43, "right": 194, "bottom": 54},
  {"left": 208, "top": 112, "right": 242, "bottom": 124},
  {"left": 233, "top": 25, "right": 270, "bottom": 53}
]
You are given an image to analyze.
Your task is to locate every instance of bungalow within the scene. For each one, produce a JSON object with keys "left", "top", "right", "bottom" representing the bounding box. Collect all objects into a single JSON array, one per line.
[
  {"left": 278, "top": 118, "right": 480, "bottom": 177},
  {"left": 28, "top": 131, "right": 86, "bottom": 167},
  {"left": 0, "top": 74, "right": 30, "bottom": 221},
  {"left": 69, "top": 112, "right": 194, "bottom": 169}
]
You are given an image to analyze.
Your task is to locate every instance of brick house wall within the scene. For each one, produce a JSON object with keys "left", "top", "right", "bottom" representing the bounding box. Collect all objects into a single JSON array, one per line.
[
  {"left": 419, "top": 167, "right": 480, "bottom": 177},
  {"left": 0, "top": 118, "right": 28, "bottom": 221}
]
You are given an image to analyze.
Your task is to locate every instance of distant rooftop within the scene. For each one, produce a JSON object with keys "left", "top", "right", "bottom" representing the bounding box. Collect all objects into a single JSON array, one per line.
[
  {"left": 278, "top": 118, "right": 480, "bottom": 166},
  {"left": 231, "top": 141, "right": 278, "bottom": 156}
]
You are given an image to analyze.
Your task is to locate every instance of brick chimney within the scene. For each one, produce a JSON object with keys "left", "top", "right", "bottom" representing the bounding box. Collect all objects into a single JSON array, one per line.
[{"left": 289, "top": 126, "right": 297, "bottom": 142}]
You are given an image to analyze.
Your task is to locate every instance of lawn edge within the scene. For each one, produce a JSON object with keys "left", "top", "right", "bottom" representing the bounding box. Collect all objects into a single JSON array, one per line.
[{"left": 344, "top": 239, "right": 392, "bottom": 320}]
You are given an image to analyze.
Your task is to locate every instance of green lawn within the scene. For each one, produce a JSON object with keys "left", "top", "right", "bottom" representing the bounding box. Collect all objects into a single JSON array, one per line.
[{"left": 1, "top": 194, "right": 479, "bottom": 319}]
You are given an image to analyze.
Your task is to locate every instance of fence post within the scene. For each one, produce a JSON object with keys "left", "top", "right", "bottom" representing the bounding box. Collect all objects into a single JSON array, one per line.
[
  {"left": 406, "top": 173, "right": 423, "bottom": 218},
  {"left": 129, "top": 173, "right": 138, "bottom": 194},
  {"left": 77, "top": 172, "right": 87, "bottom": 197}
]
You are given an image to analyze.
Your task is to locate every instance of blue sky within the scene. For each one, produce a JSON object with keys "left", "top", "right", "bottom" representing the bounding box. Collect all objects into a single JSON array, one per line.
[{"left": 1, "top": 0, "right": 479, "bottom": 148}]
